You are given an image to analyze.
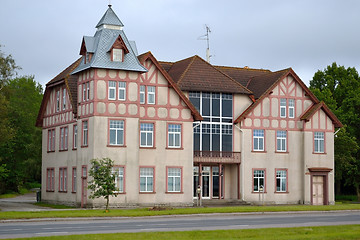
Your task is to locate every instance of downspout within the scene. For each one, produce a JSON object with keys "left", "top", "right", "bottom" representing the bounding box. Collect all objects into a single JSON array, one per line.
[{"left": 234, "top": 124, "right": 245, "bottom": 201}]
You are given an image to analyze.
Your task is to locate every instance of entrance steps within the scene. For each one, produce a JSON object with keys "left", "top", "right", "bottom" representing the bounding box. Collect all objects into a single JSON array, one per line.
[{"left": 197, "top": 199, "right": 251, "bottom": 207}]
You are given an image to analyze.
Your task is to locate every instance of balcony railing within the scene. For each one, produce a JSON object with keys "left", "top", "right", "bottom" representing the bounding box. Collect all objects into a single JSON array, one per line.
[{"left": 194, "top": 151, "right": 241, "bottom": 164}]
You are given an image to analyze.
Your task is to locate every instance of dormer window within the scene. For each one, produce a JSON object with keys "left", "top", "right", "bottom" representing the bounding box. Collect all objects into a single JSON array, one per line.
[
  {"left": 112, "top": 48, "right": 123, "bottom": 62},
  {"left": 85, "top": 52, "right": 92, "bottom": 64}
]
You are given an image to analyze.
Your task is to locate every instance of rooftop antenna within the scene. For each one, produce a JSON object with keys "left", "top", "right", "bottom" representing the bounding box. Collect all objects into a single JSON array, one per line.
[{"left": 198, "top": 25, "right": 212, "bottom": 63}]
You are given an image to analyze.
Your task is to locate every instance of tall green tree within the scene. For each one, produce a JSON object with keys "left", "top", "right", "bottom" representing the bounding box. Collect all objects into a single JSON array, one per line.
[
  {"left": 0, "top": 45, "right": 20, "bottom": 90},
  {"left": 310, "top": 62, "right": 360, "bottom": 199},
  {"left": 88, "top": 158, "right": 117, "bottom": 211}
]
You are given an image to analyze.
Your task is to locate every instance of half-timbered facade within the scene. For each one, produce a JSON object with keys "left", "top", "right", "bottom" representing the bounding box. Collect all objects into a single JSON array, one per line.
[{"left": 37, "top": 6, "right": 341, "bottom": 207}]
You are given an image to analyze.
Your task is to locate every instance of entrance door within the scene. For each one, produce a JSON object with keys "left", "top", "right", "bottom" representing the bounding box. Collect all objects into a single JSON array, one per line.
[
  {"left": 202, "top": 167, "right": 210, "bottom": 198},
  {"left": 312, "top": 176, "right": 324, "bottom": 205},
  {"left": 81, "top": 166, "right": 87, "bottom": 208}
]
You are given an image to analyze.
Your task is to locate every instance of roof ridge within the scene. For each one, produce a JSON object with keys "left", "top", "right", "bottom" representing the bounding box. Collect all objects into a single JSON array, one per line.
[
  {"left": 215, "top": 65, "right": 271, "bottom": 72},
  {"left": 176, "top": 56, "right": 197, "bottom": 86},
  {"left": 195, "top": 56, "right": 253, "bottom": 94}
]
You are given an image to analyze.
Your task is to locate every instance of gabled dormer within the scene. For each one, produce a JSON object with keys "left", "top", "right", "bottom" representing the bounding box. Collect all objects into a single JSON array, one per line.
[
  {"left": 107, "top": 35, "right": 129, "bottom": 62},
  {"left": 80, "top": 36, "right": 96, "bottom": 64}
]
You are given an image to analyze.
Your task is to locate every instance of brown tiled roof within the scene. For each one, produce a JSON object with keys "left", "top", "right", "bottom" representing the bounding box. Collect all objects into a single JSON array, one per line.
[
  {"left": 47, "top": 58, "right": 82, "bottom": 87},
  {"left": 301, "top": 101, "right": 342, "bottom": 128},
  {"left": 215, "top": 66, "right": 271, "bottom": 88},
  {"left": 159, "top": 61, "right": 173, "bottom": 72},
  {"left": 138, "top": 52, "right": 202, "bottom": 121},
  {"left": 163, "top": 56, "right": 252, "bottom": 94}
]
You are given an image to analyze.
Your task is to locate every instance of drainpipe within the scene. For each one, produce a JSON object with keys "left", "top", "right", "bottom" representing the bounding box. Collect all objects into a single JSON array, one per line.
[{"left": 234, "top": 124, "right": 245, "bottom": 201}]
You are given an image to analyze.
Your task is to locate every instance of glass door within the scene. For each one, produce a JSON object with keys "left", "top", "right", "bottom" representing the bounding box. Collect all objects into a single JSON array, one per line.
[
  {"left": 202, "top": 167, "right": 210, "bottom": 198},
  {"left": 212, "top": 166, "right": 219, "bottom": 198}
]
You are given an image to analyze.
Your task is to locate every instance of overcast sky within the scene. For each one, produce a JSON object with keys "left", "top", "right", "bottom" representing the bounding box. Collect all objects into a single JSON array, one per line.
[{"left": 1, "top": 0, "right": 360, "bottom": 87}]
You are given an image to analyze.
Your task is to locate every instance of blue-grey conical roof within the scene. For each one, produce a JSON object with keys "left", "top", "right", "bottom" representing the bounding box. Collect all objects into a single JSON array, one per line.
[{"left": 96, "top": 5, "right": 124, "bottom": 28}]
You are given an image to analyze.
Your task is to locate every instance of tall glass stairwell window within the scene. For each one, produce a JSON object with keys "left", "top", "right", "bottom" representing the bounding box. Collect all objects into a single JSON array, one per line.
[{"left": 189, "top": 92, "right": 233, "bottom": 154}]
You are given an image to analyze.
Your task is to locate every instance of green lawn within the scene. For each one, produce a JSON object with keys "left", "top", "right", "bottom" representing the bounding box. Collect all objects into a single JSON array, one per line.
[
  {"left": 9, "top": 225, "right": 360, "bottom": 240},
  {"left": 1, "top": 203, "right": 360, "bottom": 220}
]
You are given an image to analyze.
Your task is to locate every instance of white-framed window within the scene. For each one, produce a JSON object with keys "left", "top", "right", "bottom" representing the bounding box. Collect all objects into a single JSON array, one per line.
[
  {"left": 140, "top": 167, "right": 154, "bottom": 192},
  {"left": 276, "top": 130, "right": 287, "bottom": 152},
  {"left": 46, "top": 168, "right": 55, "bottom": 191},
  {"left": 60, "top": 127, "right": 68, "bottom": 151},
  {"left": 113, "top": 48, "right": 123, "bottom": 62},
  {"left": 118, "top": 82, "right": 126, "bottom": 101},
  {"left": 86, "top": 82, "right": 90, "bottom": 101},
  {"left": 82, "top": 121, "right": 88, "bottom": 147},
  {"left": 73, "top": 125, "right": 77, "bottom": 149},
  {"left": 48, "top": 129, "right": 55, "bottom": 152},
  {"left": 280, "top": 98, "right": 286, "bottom": 118},
  {"left": 253, "top": 129, "right": 264, "bottom": 151},
  {"left": 62, "top": 88, "right": 66, "bottom": 110},
  {"left": 112, "top": 167, "right": 124, "bottom": 193},
  {"left": 314, "top": 132, "right": 325, "bottom": 153},
  {"left": 147, "top": 86, "right": 155, "bottom": 104},
  {"left": 288, "top": 99, "right": 295, "bottom": 118},
  {"left": 167, "top": 168, "right": 181, "bottom": 192},
  {"left": 72, "top": 167, "right": 77, "bottom": 193},
  {"left": 56, "top": 90, "right": 60, "bottom": 112},
  {"left": 82, "top": 83, "right": 86, "bottom": 101},
  {"left": 59, "top": 167, "right": 67, "bottom": 192},
  {"left": 168, "top": 124, "right": 181, "bottom": 148},
  {"left": 276, "top": 169, "right": 287, "bottom": 192},
  {"left": 140, "top": 85, "right": 145, "bottom": 104},
  {"left": 108, "top": 81, "right": 116, "bottom": 100},
  {"left": 140, "top": 123, "right": 154, "bottom": 147},
  {"left": 109, "top": 120, "right": 124, "bottom": 146},
  {"left": 253, "top": 169, "right": 265, "bottom": 192}
]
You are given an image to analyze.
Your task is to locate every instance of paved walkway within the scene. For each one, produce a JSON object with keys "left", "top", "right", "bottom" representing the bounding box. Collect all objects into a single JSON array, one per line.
[{"left": 0, "top": 190, "right": 53, "bottom": 212}]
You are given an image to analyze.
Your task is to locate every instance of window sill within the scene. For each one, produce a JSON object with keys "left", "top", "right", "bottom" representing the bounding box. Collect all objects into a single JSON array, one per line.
[
  {"left": 72, "top": 148, "right": 77, "bottom": 151},
  {"left": 71, "top": 191, "right": 76, "bottom": 194},
  {"left": 252, "top": 191, "right": 267, "bottom": 194},
  {"left": 46, "top": 190, "right": 54, "bottom": 192},
  {"left": 166, "top": 147, "right": 183, "bottom": 150},
  {"left": 81, "top": 145, "right": 88, "bottom": 148},
  {"left": 274, "top": 191, "right": 289, "bottom": 194},
  {"left": 251, "top": 150, "right": 267, "bottom": 153},
  {"left": 275, "top": 151, "right": 289, "bottom": 154},
  {"left": 139, "top": 191, "right": 156, "bottom": 194},
  {"left": 107, "top": 144, "right": 126, "bottom": 148},
  {"left": 47, "top": 150, "right": 55, "bottom": 153},
  {"left": 140, "top": 146, "right": 156, "bottom": 149},
  {"left": 58, "top": 191, "right": 68, "bottom": 193},
  {"left": 165, "top": 191, "right": 183, "bottom": 194},
  {"left": 114, "top": 192, "right": 126, "bottom": 195},
  {"left": 312, "top": 152, "right": 327, "bottom": 155},
  {"left": 59, "top": 149, "right": 68, "bottom": 152}
]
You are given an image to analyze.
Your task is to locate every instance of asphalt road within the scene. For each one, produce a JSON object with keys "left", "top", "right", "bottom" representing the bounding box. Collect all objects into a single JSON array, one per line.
[{"left": 1, "top": 211, "right": 360, "bottom": 239}]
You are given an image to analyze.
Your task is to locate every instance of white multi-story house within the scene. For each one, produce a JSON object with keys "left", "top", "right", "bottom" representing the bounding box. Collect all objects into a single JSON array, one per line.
[{"left": 37, "top": 6, "right": 342, "bottom": 207}]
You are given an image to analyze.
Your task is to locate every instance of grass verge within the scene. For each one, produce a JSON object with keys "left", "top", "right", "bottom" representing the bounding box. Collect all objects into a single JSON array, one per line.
[
  {"left": 10, "top": 225, "right": 360, "bottom": 240},
  {"left": 1, "top": 204, "right": 360, "bottom": 220},
  {"left": 0, "top": 188, "right": 32, "bottom": 199}
]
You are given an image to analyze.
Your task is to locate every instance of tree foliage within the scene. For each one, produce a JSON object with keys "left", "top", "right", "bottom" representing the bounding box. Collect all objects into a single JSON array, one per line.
[
  {"left": 88, "top": 158, "right": 117, "bottom": 211},
  {"left": 310, "top": 62, "right": 360, "bottom": 199},
  {"left": 0, "top": 45, "right": 43, "bottom": 193}
]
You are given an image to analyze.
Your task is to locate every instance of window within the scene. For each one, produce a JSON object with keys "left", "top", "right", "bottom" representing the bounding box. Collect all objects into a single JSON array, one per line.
[
  {"left": 253, "top": 169, "right": 265, "bottom": 192},
  {"left": 62, "top": 88, "right": 66, "bottom": 110},
  {"left": 56, "top": 90, "right": 60, "bottom": 112},
  {"left": 73, "top": 125, "right": 78, "bottom": 149},
  {"left": 288, "top": 99, "right": 295, "bottom": 118},
  {"left": 314, "top": 132, "right": 325, "bottom": 153},
  {"left": 167, "top": 168, "right": 181, "bottom": 192},
  {"left": 59, "top": 167, "right": 67, "bottom": 192},
  {"left": 147, "top": 86, "right": 155, "bottom": 104},
  {"left": 72, "top": 167, "right": 77, "bottom": 193},
  {"left": 86, "top": 82, "right": 90, "bottom": 101},
  {"left": 113, "top": 48, "right": 123, "bottom": 62},
  {"left": 48, "top": 129, "right": 55, "bottom": 152},
  {"left": 82, "top": 83, "right": 86, "bottom": 101},
  {"left": 189, "top": 92, "right": 233, "bottom": 152},
  {"left": 140, "top": 123, "right": 154, "bottom": 147},
  {"left": 108, "top": 81, "right": 116, "bottom": 100},
  {"left": 46, "top": 168, "right": 55, "bottom": 191},
  {"left": 280, "top": 98, "right": 286, "bottom": 118},
  {"left": 276, "top": 130, "right": 287, "bottom": 152},
  {"left": 112, "top": 167, "right": 124, "bottom": 193},
  {"left": 140, "top": 167, "right": 154, "bottom": 192},
  {"left": 140, "top": 85, "right": 145, "bottom": 104},
  {"left": 168, "top": 124, "right": 181, "bottom": 148},
  {"left": 60, "top": 127, "right": 68, "bottom": 151},
  {"left": 82, "top": 121, "right": 88, "bottom": 147},
  {"left": 109, "top": 120, "right": 124, "bottom": 146},
  {"left": 118, "top": 82, "right": 126, "bottom": 101},
  {"left": 253, "top": 129, "right": 264, "bottom": 151},
  {"left": 276, "top": 170, "right": 287, "bottom": 192}
]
